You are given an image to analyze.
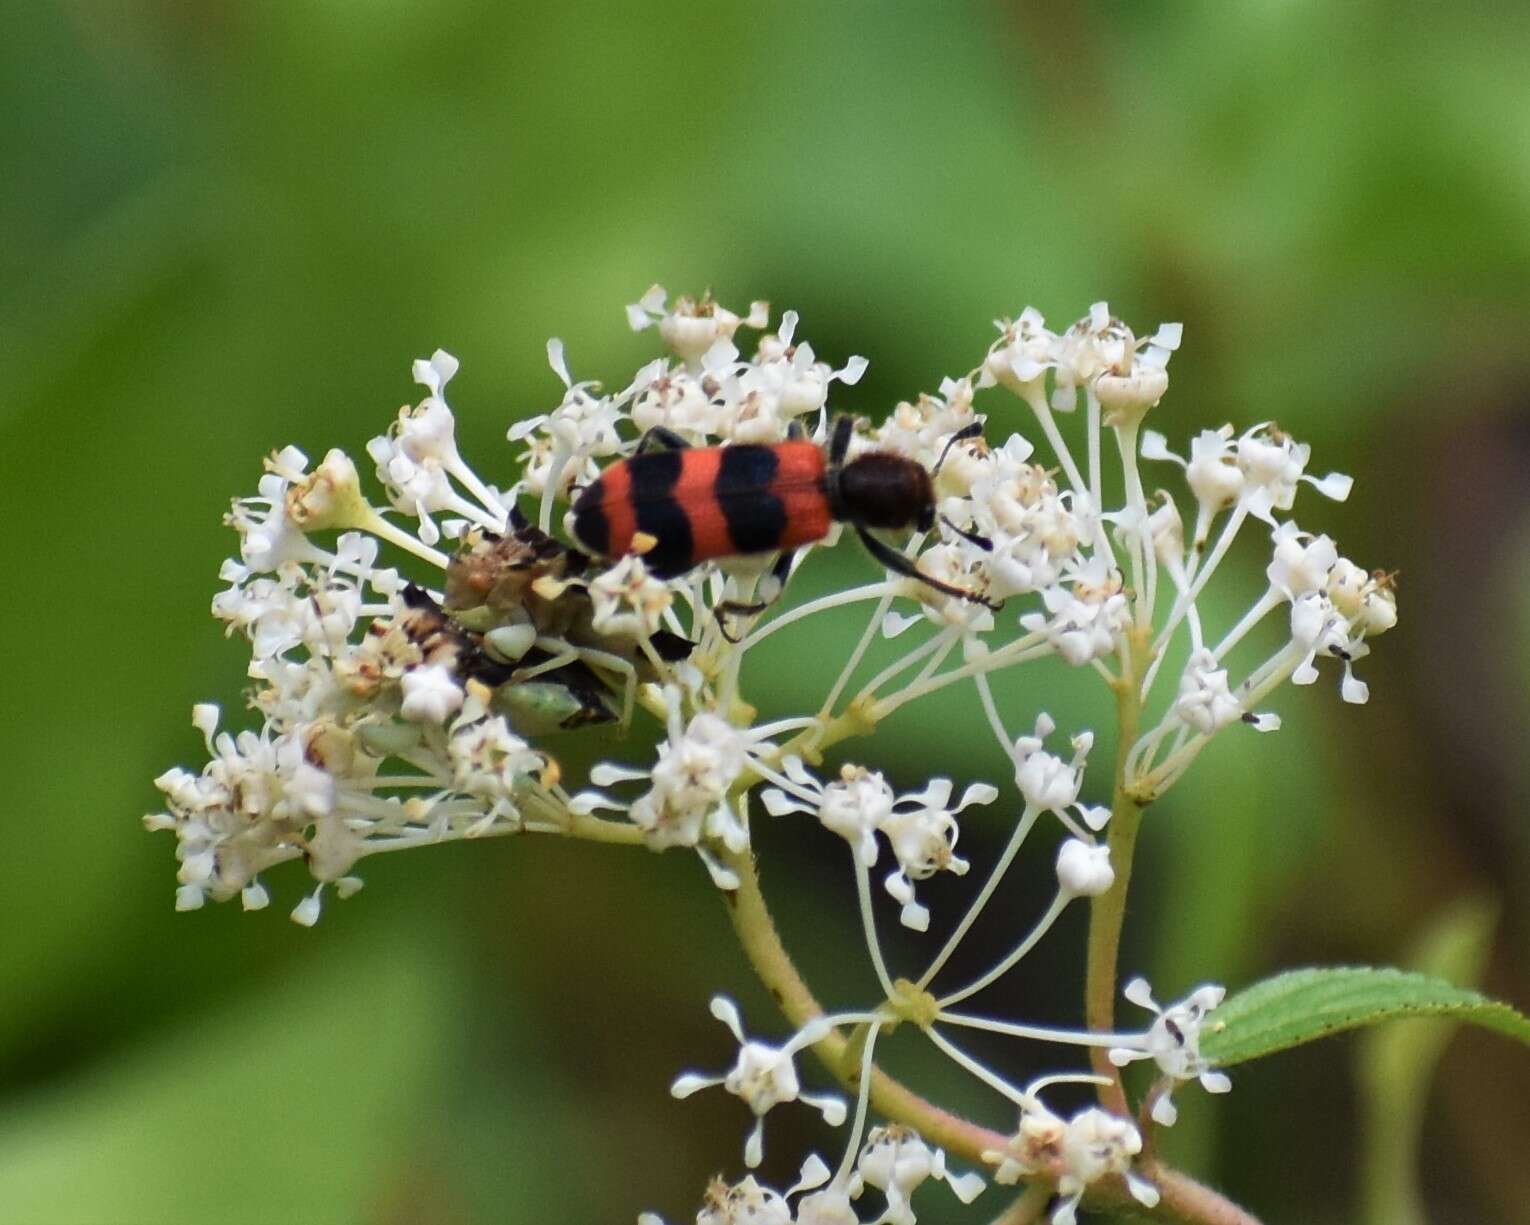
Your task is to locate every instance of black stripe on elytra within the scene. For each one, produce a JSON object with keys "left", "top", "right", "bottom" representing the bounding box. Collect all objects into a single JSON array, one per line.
[
  {"left": 716, "top": 445, "right": 787, "bottom": 554},
  {"left": 630, "top": 449, "right": 693, "bottom": 576},
  {"left": 570, "top": 475, "right": 609, "bottom": 555}
]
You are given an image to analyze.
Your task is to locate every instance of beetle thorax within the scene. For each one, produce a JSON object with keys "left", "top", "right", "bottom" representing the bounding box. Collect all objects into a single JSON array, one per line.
[{"left": 832, "top": 452, "right": 935, "bottom": 532}]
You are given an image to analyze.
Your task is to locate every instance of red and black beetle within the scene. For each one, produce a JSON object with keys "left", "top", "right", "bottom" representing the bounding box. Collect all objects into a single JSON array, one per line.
[{"left": 569, "top": 416, "right": 995, "bottom": 605}]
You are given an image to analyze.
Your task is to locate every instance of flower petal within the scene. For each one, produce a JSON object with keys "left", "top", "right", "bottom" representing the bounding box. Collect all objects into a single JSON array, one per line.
[
  {"left": 710, "top": 995, "right": 746, "bottom": 1042},
  {"left": 1124, "top": 977, "right": 1156, "bottom": 1010}
]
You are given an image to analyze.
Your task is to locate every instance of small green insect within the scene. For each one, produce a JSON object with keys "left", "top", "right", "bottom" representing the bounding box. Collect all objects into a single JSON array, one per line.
[{"left": 489, "top": 659, "right": 618, "bottom": 736}]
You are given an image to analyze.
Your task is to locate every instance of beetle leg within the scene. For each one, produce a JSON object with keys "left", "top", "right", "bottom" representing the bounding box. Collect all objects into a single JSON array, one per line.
[
  {"left": 712, "top": 546, "right": 799, "bottom": 641},
  {"left": 633, "top": 426, "right": 692, "bottom": 455},
  {"left": 712, "top": 602, "right": 763, "bottom": 643},
  {"left": 855, "top": 526, "right": 1002, "bottom": 610},
  {"left": 827, "top": 414, "right": 856, "bottom": 466},
  {"left": 761, "top": 545, "right": 797, "bottom": 601}
]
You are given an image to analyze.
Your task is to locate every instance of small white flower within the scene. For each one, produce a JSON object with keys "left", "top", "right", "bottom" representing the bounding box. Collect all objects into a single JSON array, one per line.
[
  {"left": 290, "top": 890, "right": 323, "bottom": 927},
  {"left": 964, "top": 438, "right": 1084, "bottom": 599},
  {"left": 671, "top": 998, "right": 845, "bottom": 1169},
  {"left": 1044, "top": 304, "right": 1180, "bottom": 420},
  {"left": 793, "top": 1185, "right": 861, "bottom": 1225},
  {"left": 1020, "top": 557, "right": 1130, "bottom": 667},
  {"left": 1055, "top": 838, "right": 1114, "bottom": 898},
  {"left": 278, "top": 738, "right": 336, "bottom": 818},
  {"left": 635, "top": 712, "right": 749, "bottom": 845},
  {"left": 447, "top": 705, "right": 542, "bottom": 831},
  {"left": 849, "top": 1125, "right": 984, "bottom": 1225},
  {"left": 762, "top": 760, "right": 895, "bottom": 868},
  {"left": 1049, "top": 302, "right": 1127, "bottom": 412},
  {"left": 1141, "top": 425, "right": 1243, "bottom": 546},
  {"left": 224, "top": 451, "right": 331, "bottom": 574},
  {"left": 764, "top": 765, "right": 993, "bottom": 928},
  {"left": 1327, "top": 558, "right": 1397, "bottom": 637},
  {"left": 576, "top": 691, "right": 779, "bottom": 888},
  {"left": 694, "top": 1174, "right": 793, "bottom": 1225},
  {"left": 363, "top": 357, "right": 491, "bottom": 546},
  {"left": 929, "top": 437, "right": 996, "bottom": 507},
  {"left": 507, "top": 339, "right": 629, "bottom": 502},
  {"left": 816, "top": 766, "right": 896, "bottom": 864},
  {"left": 1012, "top": 714, "right": 1109, "bottom": 835},
  {"left": 910, "top": 542, "right": 995, "bottom": 631},
  {"left": 1110, "top": 977, "right": 1231, "bottom": 1127},
  {"left": 1096, "top": 321, "right": 1180, "bottom": 429},
  {"left": 399, "top": 663, "right": 465, "bottom": 724},
  {"left": 589, "top": 553, "right": 675, "bottom": 639},
  {"left": 1095, "top": 364, "right": 1169, "bottom": 427},
  {"left": 983, "top": 1089, "right": 1068, "bottom": 1185},
  {"left": 1013, "top": 713, "right": 1087, "bottom": 812},
  {"left": 150, "top": 703, "right": 391, "bottom": 918},
  {"left": 872, "top": 383, "right": 981, "bottom": 470},
  {"left": 629, "top": 363, "right": 729, "bottom": 441},
  {"left": 1266, "top": 521, "right": 1339, "bottom": 599},
  {"left": 1182, "top": 426, "right": 1244, "bottom": 511},
  {"left": 1235, "top": 423, "right": 1352, "bottom": 522},
  {"left": 1289, "top": 590, "right": 1338, "bottom": 654},
  {"left": 980, "top": 306, "right": 1055, "bottom": 396},
  {"left": 366, "top": 446, "right": 457, "bottom": 547},
  {"left": 1173, "top": 649, "right": 1244, "bottom": 734},
  {"left": 739, "top": 309, "right": 868, "bottom": 430},
  {"left": 627, "top": 285, "right": 770, "bottom": 367},
  {"left": 1146, "top": 493, "right": 1185, "bottom": 569},
  {"left": 641, "top": 1157, "right": 839, "bottom": 1225},
  {"left": 1053, "top": 1108, "right": 1157, "bottom": 1223},
  {"left": 401, "top": 350, "right": 464, "bottom": 455},
  {"left": 1287, "top": 592, "right": 1372, "bottom": 703},
  {"left": 279, "top": 447, "right": 370, "bottom": 534},
  {"left": 880, "top": 779, "right": 995, "bottom": 931},
  {"left": 517, "top": 435, "right": 602, "bottom": 501}
]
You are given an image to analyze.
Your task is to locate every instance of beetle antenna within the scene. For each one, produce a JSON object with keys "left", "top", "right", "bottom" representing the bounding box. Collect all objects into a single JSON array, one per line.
[
  {"left": 856, "top": 526, "right": 1001, "bottom": 610},
  {"left": 940, "top": 514, "right": 994, "bottom": 552},
  {"left": 931, "top": 420, "right": 984, "bottom": 477}
]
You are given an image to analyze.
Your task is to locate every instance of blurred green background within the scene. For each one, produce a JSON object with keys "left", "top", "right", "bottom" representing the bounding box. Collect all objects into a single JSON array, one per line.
[{"left": 5, "top": 1, "right": 1530, "bottom": 1222}]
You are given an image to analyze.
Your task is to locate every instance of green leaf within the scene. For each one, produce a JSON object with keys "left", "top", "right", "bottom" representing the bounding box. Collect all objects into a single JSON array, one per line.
[{"left": 1201, "top": 965, "right": 1530, "bottom": 1066}]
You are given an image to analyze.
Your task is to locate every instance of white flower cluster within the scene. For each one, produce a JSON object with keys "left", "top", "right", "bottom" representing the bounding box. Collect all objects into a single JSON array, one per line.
[
  {"left": 510, "top": 289, "right": 865, "bottom": 527},
  {"left": 646, "top": 971, "right": 1232, "bottom": 1225},
  {"left": 146, "top": 368, "right": 604, "bottom": 925},
  {"left": 985, "top": 1091, "right": 1158, "bottom": 1225},
  {"left": 762, "top": 763, "right": 996, "bottom": 931},
  {"left": 150, "top": 290, "right": 1393, "bottom": 1223},
  {"left": 572, "top": 690, "right": 772, "bottom": 889},
  {"left": 641, "top": 1126, "right": 984, "bottom": 1225}
]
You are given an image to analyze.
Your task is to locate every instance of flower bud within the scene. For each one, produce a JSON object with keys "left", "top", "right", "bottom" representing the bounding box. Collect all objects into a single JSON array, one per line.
[
  {"left": 1056, "top": 838, "right": 1114, "bottom": 897},
  {"left": 1097, "top": 366, "right": 1169, "bottom": 428}
]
